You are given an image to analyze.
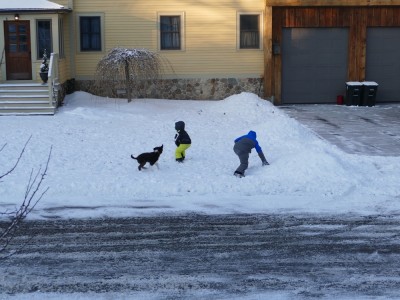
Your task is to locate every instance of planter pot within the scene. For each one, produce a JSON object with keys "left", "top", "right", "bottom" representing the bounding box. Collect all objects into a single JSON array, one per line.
[{"left": 39, "top": 72, "right": 48, "bottom": 83}]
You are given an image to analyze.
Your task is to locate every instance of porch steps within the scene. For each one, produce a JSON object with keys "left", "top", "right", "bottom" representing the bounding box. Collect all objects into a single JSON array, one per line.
[{"left": 0, "top": 83, "right": 55, "bottom": 115}]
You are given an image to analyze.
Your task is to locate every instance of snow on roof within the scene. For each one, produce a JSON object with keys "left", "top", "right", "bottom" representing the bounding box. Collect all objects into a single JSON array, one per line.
[{"left": 0, "top": 0, "right": 66, "bottom": 10}]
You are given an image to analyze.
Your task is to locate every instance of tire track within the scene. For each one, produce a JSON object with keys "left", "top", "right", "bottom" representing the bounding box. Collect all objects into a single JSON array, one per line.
[{"left": 1, "top": 214, "right": 400, "bottom": 299}]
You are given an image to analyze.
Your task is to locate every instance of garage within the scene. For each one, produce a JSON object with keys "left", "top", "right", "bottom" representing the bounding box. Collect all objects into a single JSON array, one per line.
[
  {"left": 267, "top": 5, "right": 400, "bottom": 105},
  {"left": 366, "top": 28, "right": 400, "bottom": 103},
  {"left": 281, "top": 28, "right": 349, "bottom": 104}
]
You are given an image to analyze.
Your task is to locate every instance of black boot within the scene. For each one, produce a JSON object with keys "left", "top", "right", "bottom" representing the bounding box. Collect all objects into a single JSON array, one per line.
[
  {"left": 234, "top": 171, "right": 245, "bottom": 178},
  {"left": 176, "top": 158, "right": 184, "bottom": 163}
]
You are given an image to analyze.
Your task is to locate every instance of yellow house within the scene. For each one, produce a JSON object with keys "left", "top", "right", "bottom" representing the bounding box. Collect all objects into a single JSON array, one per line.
[
  {"left": 1, "top": 0, "right": 400, "bottom": 115},
  {"left": 70, "top": 0, "right": 266, "bottom": 95},
  {"left": 0, "top": 0, "right": 266, "bottom": 115},
  {"left": 0, "top": 0, "right": 71, "bottom": 114}
]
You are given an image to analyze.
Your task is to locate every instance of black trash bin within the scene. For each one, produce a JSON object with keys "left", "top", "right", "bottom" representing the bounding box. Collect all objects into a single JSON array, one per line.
[
  {"left": 345, "top": 82, "right": 363, "bottom": 106},
  {"left": 362, "top": 81, "right": 378, "bottom": 106}
]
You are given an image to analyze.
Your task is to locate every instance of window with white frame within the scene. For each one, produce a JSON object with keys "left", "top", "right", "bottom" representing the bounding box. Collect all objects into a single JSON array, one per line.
[
  {"left": 37, "top": 20, "right": 52, "bottom": 59},
  {"left": 159, "top": 13, "right": 184, "bottom": 50},
  {"left": 238, "top": 13, "right": 262, "bottom": 49},
  {"left": 77, "top": 14, "right": 104, "bottom": 52}
]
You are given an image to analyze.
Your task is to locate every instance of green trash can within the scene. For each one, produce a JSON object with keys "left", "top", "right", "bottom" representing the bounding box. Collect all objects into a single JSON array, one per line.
[
  {"left": 345, "top": 82, "right": 363, "bottom": 106},
  {"left": 362, "top": 81, "right": 378, "bottom": 107}
]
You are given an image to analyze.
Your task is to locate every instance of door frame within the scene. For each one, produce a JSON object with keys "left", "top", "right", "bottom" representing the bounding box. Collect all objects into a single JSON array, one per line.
[{"left": 4, "top": 20, "right": 32, "bottom": 80}]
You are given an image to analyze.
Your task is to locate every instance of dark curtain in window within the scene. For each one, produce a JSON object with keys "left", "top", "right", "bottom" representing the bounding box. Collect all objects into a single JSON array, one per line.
[
  {"left": 37, "top": 20, "right": 52, "bottom": 59},
  {"left": 240, "top": 15, "right": 259, "bottom": 49},
  {"left": 160, "top": 16, "right": 181, "bottom": 50},
  {"left": 80, "top": 17, "right": 101, "bottom": 51}
]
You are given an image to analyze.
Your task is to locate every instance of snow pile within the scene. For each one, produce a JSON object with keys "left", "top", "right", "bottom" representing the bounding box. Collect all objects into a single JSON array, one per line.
[{"left": 0, "top": 92, "right": 399, "bottom": 219}]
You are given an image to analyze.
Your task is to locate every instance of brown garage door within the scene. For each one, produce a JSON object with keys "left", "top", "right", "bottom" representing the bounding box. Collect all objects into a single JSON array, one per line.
[
  {"left": 282, "top": 28, "right": 349, "bottom": 104},
  {"left": 366, "top": 28, "right": 400, "bottom": 103}
]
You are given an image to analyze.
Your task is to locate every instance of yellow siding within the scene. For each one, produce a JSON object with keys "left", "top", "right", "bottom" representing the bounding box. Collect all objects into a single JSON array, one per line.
[
  {"left": 72, "top": 0, "right": 265, "bottom": 79},
  {"left": 58, "top": 15, "right": 71, "bottom": 83}
]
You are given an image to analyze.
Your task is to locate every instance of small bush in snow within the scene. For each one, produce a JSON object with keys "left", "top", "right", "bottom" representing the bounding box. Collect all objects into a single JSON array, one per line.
[{"left": 94, "top": 47, "right": 171, "bottom": 102}]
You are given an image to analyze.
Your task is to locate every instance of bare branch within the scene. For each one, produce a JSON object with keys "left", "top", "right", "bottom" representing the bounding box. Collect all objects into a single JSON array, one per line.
[
  {"left": 0, "top": 144, "right": 52, "bottom": 258},
  {"left": 0, "top": 135, "right": 32, "bottom": 180},
  {"left": 23, "top": 146, "right": 52, "bottom": 216}
]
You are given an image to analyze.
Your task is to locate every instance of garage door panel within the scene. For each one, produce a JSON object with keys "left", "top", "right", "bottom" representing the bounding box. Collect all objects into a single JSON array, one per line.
[
  {"left": 282, "top": 28, "right": 349, "bottom": 104},
  {"left": 285, "top": 67, "right": 315, "bottom": 79},
  {"left": 366, "top": 28, "right": 400, "bottom": 103}
]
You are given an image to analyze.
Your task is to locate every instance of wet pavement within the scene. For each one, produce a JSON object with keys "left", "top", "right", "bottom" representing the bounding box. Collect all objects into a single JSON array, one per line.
[
  {"left": 1, "top": 214, "right": 400, "bottom": 299},
  {"left": 281, "top": 103, "right": 400, "bottom": 156}
]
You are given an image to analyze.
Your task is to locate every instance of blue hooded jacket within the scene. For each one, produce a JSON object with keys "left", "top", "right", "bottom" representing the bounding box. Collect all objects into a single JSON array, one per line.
[{"left": 234, "top": 130, "right": 262, "bottom": 153}]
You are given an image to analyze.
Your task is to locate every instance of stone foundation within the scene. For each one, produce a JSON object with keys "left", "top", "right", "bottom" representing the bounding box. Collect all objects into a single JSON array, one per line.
[
  {"left": 56, "top": 78, "right": 75, "bottom": 106},
  {"left": 75, "top": 77, "right": 264, "bottom": 100}
]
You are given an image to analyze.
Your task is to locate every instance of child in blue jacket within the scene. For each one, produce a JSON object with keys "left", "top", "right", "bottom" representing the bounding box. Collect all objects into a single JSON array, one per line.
[{"left": 233, "top": 130, "right": 269, "bottom": 177}]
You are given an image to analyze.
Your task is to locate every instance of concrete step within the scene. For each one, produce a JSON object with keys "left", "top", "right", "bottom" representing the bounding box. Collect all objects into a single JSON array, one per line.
[
  {"left": 0, "top": 100, "right": 51, "bottom": 107},
  {"left": 0, "top": 82, "right": 54, "bottom": 115},
  {"left": 0, "top": 83, "right": 48, "bottom": 89},
  {"left": 0, "top": 89, "right": 48, "bottom": 95},
  {"left": 0, "top": 106, "right": 55, "bottom": 115},
  {"left": 0, "top": 95, "right": 48, "bottom": 101}
]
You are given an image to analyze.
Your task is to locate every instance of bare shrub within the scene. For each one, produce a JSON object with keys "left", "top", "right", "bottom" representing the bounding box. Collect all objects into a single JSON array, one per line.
[
  {"left": 0, "top": 136, "right": 52, "bottom": 258},
  {"left": 94, "top": 47, "right": 172, "bottom": 102}
]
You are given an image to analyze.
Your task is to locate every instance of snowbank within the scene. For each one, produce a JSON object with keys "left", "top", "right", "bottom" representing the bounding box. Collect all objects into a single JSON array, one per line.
[{"left": 1, "top": 92, "right": 399, "bottom": 219}]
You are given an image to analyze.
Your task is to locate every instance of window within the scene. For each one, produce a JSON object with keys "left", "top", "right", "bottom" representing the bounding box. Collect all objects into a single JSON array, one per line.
[
  {"left": 160, "top": 15, "right": 182, "bottom": 50},
  {"left": 37, "top": 20, "right": 52, "bottom": 59},
  {"left": 80, "top": 16, "right": 101, "bottom": 51},
  {"left": 77, "top": 14, "right": 104, "bottom": 53},
  {"left": 239, "top": 14, "right": 261, "bottom": 49}
]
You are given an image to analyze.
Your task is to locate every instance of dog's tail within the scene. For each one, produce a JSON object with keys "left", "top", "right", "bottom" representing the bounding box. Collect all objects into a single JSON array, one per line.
[{"left": 131, "top": 155, "right": 137, "bottom": 160}]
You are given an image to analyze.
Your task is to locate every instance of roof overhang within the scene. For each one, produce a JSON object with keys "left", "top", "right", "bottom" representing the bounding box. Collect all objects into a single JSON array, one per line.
[
  {"left": 0, "top": 9, "right": 71, "bottom": 13},
  {"left": 0, "top": 0, "right": 71, "bottom": 13}
]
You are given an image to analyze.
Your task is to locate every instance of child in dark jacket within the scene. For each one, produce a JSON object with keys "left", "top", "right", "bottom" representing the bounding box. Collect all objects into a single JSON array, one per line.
[
  {"left": 175, "top": 121, "right": 191, "bottom": 162},
  {"left": 233, "top": 130, "right": 269, "bottom": 177}
]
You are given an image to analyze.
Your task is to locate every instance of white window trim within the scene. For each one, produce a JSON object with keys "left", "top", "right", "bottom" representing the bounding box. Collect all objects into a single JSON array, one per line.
[
  {"left": 58, "top": 16, "right": 65, "bottom": 58},
  {"left": 36, "top": 19, "right": 52, "bottom": 60},
  {"left": 157, "top": 12, "right": 185, "bottom": 51},
  {"left": 76, "top": 12, "right": 105, "bottom": 53},
  {"left": 237, "top": 11, "right": 263, "bottom": 51}
]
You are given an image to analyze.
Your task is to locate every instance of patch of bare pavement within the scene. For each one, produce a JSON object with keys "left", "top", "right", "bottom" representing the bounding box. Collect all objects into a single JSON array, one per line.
[
  {"left": 1, "top": 214, "right": 400, "bottom": 299},
  {"left": 281, "top": 104, "right": 400, "bottom": 156}
]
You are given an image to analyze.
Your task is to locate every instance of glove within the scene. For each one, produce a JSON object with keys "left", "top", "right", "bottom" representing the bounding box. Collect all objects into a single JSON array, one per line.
[
  {"left": 175, "top": 133, "right": 179, "bottom": 146},
  {"left": 258, "top": 152, "right": 268, "bottom": 165}
]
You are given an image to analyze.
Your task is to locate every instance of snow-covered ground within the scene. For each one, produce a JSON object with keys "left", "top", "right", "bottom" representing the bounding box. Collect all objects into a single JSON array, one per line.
[{"left": 1, "top": 92, "right": 399, "bottom": 220}]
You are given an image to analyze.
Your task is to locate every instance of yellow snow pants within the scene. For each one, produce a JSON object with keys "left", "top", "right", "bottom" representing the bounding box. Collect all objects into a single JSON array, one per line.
[{"left": 175, "top": 144, "right": 191, "bottom": 159}]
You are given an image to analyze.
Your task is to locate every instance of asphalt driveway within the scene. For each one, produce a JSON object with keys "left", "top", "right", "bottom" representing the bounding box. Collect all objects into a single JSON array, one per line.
[{"left": 281, "top": 103, "right": 400, "bottom": 156}]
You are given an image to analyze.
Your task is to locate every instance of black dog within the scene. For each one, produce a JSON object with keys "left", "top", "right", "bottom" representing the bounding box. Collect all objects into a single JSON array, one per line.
[{"left": 131, "top": 145, "right": 163, "bottom": 171}]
